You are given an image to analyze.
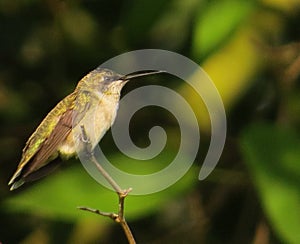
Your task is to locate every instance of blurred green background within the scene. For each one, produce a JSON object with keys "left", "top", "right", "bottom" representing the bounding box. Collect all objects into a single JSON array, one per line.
[{"left": 1, "top": 0, "right": 300, "bottom": 243}]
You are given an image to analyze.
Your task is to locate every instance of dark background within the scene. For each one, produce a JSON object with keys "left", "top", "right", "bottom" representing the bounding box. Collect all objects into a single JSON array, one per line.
[{"left": 0, "top": 0, "right": 300, "bottom": 243}]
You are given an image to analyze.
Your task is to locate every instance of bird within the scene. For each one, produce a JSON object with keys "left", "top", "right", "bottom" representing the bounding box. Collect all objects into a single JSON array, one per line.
[{"left": 8, "top": 67, "right": 164, "bottom": 190}]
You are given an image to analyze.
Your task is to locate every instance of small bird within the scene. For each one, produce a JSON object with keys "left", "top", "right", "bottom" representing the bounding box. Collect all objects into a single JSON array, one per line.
[{"left": 8, "top": 67, "right": 163, "bottom": 190}]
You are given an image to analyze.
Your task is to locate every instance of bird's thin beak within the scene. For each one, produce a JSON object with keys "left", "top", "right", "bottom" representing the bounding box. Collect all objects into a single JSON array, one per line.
[{"left": 121, "top": 70, "right": 165, "bottom": 81}]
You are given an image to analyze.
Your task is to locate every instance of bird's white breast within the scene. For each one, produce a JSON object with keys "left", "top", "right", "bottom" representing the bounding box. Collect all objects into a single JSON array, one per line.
[{"left": 59, "top": 94, "right": 120, "bottom": 157}]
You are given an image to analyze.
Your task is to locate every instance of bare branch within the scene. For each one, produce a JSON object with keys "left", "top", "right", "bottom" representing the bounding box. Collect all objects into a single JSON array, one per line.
[{"left": 78, "top": 125, "right": 136, "bottom": 244}]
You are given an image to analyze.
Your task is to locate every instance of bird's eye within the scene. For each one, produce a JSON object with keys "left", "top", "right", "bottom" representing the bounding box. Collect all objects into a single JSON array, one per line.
[{"left": 103, "top": 76, "right": 112, "bottom": 82}]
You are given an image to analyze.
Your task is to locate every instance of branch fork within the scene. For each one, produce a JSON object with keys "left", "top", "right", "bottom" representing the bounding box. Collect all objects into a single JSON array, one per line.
[{"left": 78, "top": 125, "right": 136, "bottom": 244}]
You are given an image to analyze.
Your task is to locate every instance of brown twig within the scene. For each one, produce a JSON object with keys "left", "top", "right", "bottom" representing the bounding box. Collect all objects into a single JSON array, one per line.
[{"left": 78, "top": 125, "right": 136, "bottom": 244}]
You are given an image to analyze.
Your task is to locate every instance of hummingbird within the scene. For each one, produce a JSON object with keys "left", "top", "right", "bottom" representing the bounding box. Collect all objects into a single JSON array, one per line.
[{"left": 8, "top": 67, "right": 164, "bottom": 190}]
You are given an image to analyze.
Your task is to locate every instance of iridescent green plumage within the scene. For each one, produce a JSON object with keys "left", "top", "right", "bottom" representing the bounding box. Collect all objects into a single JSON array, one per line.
[{"left": 8, "top": 93, "right": 75, "bottom": 189}]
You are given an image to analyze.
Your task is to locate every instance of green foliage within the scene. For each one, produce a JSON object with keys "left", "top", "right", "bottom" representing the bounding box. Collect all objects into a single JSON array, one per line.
[
  {"left": 3, "top": 156, "right": 197, "bottom": 221},
  {"left": 241, "top": 123, "right": 300, "bottom": 244},
  {"left": 121, "top": 0, "right": 171, "bottom": 44},
  {"left": 192, "top": 0, "right": 255, "bottom": 60}
]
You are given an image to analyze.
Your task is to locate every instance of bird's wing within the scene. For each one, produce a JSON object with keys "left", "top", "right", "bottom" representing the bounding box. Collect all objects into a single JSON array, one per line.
[
  {"left": 8, "top": 93, "right": 76, "bottom": 186},
  {"left": 24, "top": 91, "right": 94, "bottom": 175},
  {"left": 9, "top": 91, "right": 93, "bottom": 188},
  {"left": 24, "top": 108, "right": 74, "bottom": 176},
  {"left": 8, "top": 110, "right": 73, "bottom": 190}
]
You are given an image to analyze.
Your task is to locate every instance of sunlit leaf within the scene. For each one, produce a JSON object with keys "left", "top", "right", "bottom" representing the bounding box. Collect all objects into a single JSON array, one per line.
[
  {"left": 241, "top": 123, "right": 300, "bottom": 244},
  {"left": 192, "top": 0, "right": 255, "bottom": 59},
  {"left": 3, "top": 152, "right": 197, "bottom": 222}
]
